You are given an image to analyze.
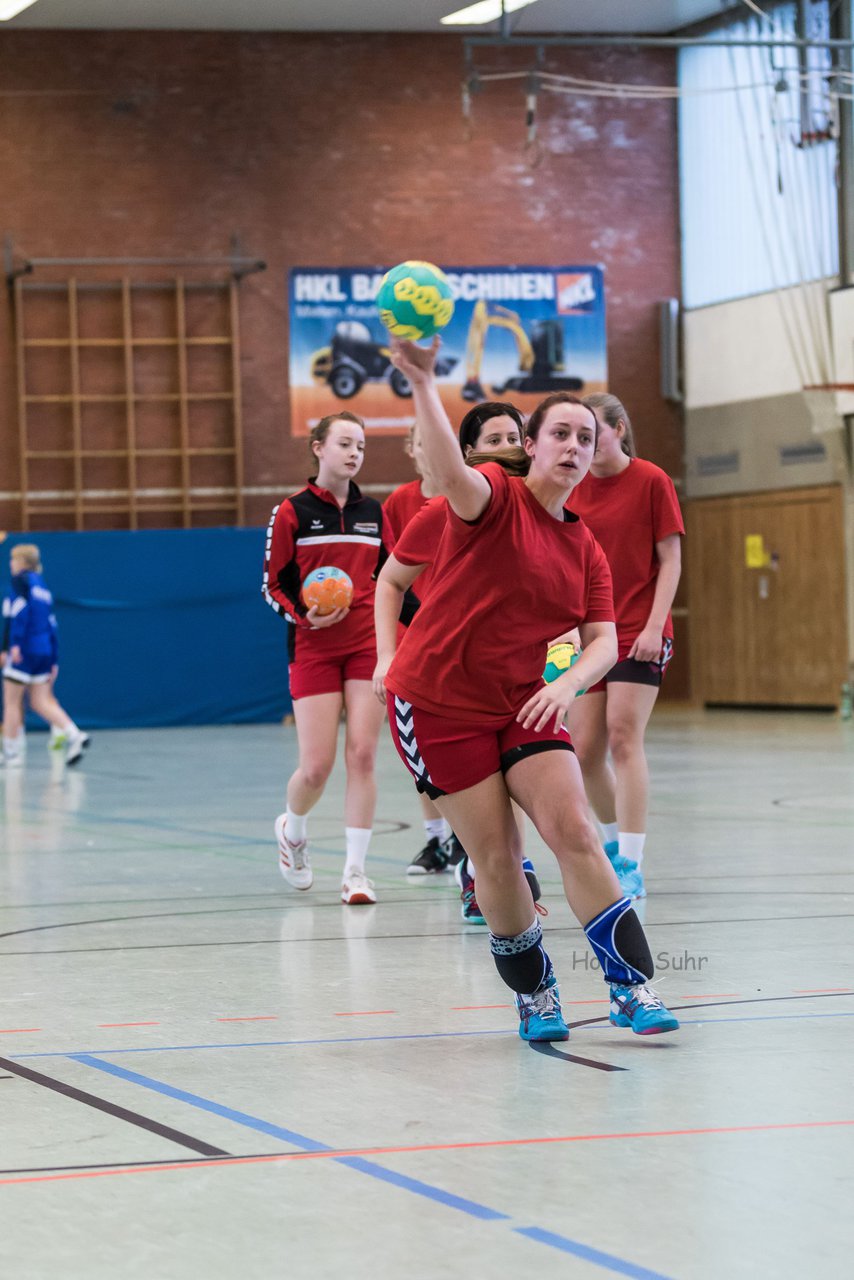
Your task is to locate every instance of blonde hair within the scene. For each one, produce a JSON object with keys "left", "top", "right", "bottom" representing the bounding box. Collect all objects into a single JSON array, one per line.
[
  {"left": 11, "top": 543, "right": 42, "bottom": 571},
  {"left": 582, "top": 393, "right": 636, "bottom": 458}
]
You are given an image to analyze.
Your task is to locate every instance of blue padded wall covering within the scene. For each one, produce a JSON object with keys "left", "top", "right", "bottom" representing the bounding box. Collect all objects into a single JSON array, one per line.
[{"left": 1, "top": 529, "right": 291, "bottom": 729}]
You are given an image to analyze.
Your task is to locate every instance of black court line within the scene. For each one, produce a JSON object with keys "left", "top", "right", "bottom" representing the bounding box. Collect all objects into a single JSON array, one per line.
[
  {"left": 3, "top": 912, "right": 854, "bottom": 958},
  {"left": 567, "top": 989, "right": 854, "bottom": 1031},
  {"left": 528, "top": 1042, "right": 628, "bottom": 1071},
  {"left": 0, "top": 1057, "right": 229, "bottom": 1158}
]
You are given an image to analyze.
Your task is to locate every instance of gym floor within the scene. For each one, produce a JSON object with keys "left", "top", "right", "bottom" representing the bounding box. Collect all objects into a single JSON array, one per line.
[{"left": 1, "top": 707, "right": 852, "bottom": 1280}]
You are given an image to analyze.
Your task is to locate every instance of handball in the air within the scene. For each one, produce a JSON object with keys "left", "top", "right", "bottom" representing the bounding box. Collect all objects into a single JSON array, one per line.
[
  {"left": 301, "top": 566, "right": 353, "bottom": 615},
  {"left": 376, "top": 261, "right": 454, "bottom": 340},
  {"left": 543, "top": 641, "right": 581, "bottom": 686}
]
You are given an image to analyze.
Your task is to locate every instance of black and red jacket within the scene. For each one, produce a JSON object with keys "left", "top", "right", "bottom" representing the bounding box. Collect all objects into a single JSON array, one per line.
[{"left": 263, "top": 479, "right": 386, "bottom": 660}]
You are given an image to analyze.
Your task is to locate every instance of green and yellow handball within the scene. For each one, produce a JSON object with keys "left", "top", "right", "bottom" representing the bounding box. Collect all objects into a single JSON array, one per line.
[
  {"left": 543, "top": 641, "right": 585, "bottom": 696},
  {"left": 376, "top": 260, "right": 455, "bottom": 340}
]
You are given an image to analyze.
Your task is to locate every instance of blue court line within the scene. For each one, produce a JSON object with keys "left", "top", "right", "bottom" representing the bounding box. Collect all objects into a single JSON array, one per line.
[
  {"left": 12, "top": 1008, "right": 854, "bottom": 1061},
  {"left": 69, "top": 1054, "right": 506, "bottom": 1221},
  {"left": 514, "top": 1227, "right": 673, "bottom": 1279},
  {"left": 68, "top": 1053, "right": 673, "bottom": 1276}
]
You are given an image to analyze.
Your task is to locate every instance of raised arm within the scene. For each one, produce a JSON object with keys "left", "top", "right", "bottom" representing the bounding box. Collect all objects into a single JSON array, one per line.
[{"left": 389, "top": 338, "right": 491, "bottom": 522}]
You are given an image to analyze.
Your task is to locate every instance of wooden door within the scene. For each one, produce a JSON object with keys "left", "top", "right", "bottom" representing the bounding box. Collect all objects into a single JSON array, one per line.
[{"left": 686, "top": 485, "right": 848, "bottom": 708}]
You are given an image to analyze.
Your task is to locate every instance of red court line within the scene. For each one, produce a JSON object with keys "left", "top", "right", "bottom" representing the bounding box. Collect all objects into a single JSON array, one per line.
[
  {"left": 334, "top": 1010, "right": 396, "bottom": 1017},
  {"left": 2, "top": 1118, "right": 852, "bottom": 1188},
  {"left": 215, "top": 1017, "right": 279, "bottom": 1023},
  {"left": 97, "top": 1023, "right": 161, "bottom": 1029},
  {"left": 0, "top": 1029, "right": 41, "bottom": 1035}
]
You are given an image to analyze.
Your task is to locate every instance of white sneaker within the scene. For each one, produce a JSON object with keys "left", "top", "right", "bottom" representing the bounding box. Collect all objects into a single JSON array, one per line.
[
  {"left": 341, "top": 866, "right": 377, "bottom": 905},
  {"left": 274, "top": 814, "right": 312, "bottom": 890},
  {"left": 66, "top": 731, "right": 90, "bottom": 766},
  {"left": 1, "top": 750, "right": 23, "bottom": 769}
]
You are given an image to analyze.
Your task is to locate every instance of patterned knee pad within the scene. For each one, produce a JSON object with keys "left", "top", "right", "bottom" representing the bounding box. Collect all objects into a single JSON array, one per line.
[
  {"left": 489, "top": 918, "right": 549, "bottom": 995},
  {"left": 584, "top": 897, "right": 654, "bottom": 985}
]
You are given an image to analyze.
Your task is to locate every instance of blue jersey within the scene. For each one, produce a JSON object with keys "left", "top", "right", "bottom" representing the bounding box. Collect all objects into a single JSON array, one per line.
[{"left": 2, "top": 571, "right": 59, "bottom": 665}]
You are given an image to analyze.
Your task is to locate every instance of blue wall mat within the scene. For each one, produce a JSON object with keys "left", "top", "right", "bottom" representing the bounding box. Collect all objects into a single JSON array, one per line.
[{"left": 1, "top": 528, "right": 291, "bottom": 729}]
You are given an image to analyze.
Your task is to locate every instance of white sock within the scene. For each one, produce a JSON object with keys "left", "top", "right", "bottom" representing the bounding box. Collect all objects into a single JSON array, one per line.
[
  {"left": 425, "top": 818, "right": 449, "bottom": 841},
  {"left": 619, "top": 832, "right": 646, "bottom": 867},
  {"left": 600, "top": 821, "right": 619, "bottom": 844},
  {"left": 345, "top": 827, "right": 372, "bottom": 873},
  {"left": 285, "top": 806, "right": 308, "bottom": 844},
  {"left": 466, "top": 854, "right": 477, "bottom": 878},
  {"left": 65, "top": 720, "right": 81, "bottom": 739}
]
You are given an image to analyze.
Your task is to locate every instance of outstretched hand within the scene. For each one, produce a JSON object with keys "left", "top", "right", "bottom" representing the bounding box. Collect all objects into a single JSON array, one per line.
[{"left": 388, "top": 336, "right": 440, "bottom": 385}]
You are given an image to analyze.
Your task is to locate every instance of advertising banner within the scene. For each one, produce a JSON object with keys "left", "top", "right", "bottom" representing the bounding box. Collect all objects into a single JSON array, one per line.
[{"left": 288, "top": 265, "right": 606, "bottom": 436}]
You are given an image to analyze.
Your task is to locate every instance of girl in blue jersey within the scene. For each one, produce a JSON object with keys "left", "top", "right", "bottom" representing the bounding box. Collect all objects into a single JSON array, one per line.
[{"left": 1, "top": 545, "right": 89, "bottom": 767}]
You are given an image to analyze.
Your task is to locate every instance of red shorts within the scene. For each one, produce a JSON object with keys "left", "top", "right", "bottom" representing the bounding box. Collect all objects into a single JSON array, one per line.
[
  {"left": 586, "top": 637, "right": 674, "bottom": 696},
  {"left": 386, "top": 692, "right": 573, "bottom": 798},
  {"left": 289, "top": 647, "right": 376, "bottom": 701}
]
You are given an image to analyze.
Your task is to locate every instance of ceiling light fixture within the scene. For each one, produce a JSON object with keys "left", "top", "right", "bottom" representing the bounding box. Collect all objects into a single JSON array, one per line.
[
  {"left": 0, "top": 1, "right": 40, "bottom": 20},
  {"left": 441, "top": 0, "right": 540, "bottom": 27}
]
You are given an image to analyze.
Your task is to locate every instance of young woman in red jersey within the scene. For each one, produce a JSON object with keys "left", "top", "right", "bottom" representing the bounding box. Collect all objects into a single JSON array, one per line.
[
  {"left": 384, "top": 406, "right": 525, "bottom": 877},
  {"left": 263, "top": 411, "right": 387, "bottom": 906},
  {"left": 378, "top": 339, "right": 679, "bottom": 1041},
  {"left": 568, "top": 393, "right": 684, "bottom": 901}
]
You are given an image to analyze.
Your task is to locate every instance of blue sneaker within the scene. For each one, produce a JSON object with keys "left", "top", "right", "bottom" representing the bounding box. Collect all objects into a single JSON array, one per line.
[
  {"left": 609, "top": 983, "right": 679, "bottom": 1035},
  {"left": 521, "top": 857, "right": 541, "bottom": 902},
  {"left": 516, "top": 971, "right": 569, "bottom": 1042},
  {"left": 604, "top": 840, "right": 646, "bottom": 900},
  {"left": 454, "top": 858, "right": 486, "bottom": 925}
]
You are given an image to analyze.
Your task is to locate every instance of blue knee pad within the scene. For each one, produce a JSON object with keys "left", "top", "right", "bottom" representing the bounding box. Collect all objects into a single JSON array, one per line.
[{"left": 584, "top": 897, "right": 653, "bottom": 985}]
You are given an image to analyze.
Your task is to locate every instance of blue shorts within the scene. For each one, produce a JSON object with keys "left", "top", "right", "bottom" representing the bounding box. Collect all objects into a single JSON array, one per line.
[{"left": 2, "top": 652, "right": 54, "bottom": 685}]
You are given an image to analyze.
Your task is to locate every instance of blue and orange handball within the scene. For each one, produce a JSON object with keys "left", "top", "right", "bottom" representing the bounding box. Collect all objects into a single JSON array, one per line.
[
  {"left": 376, "top": 261, "right": 455, "bottom": 340},
  {"left": 301, "top": 566, "right": 353, "bottom": 615}
]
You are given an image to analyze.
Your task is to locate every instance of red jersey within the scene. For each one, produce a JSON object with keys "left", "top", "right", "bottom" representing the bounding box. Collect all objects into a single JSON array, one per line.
[
  {"left": 386, "top": 462, "right": 614, "bottom": 725},
  {"left": 383, "top": 478, "right": 430, "bottom": 547},
  {"left": 569, "top": 457, "right": 684, "bottom": 653},
  {"left": 263, "top": 479, "right": 385, "bottom": 660},
  {"left": 389, "top": 494, "right": 446, "bottom": 604}
]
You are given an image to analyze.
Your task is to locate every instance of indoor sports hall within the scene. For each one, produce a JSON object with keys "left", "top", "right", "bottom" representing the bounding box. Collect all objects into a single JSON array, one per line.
[{"left": 1, "top": 4, "right": 852, "bottom": 1280}]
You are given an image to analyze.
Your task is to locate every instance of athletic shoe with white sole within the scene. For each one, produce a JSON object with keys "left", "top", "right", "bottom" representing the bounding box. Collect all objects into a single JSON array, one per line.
[
  {"left": 443, "top": 833, "right": 467, "bottom": 868},
  {"left": 609, "top": 982, "right": 679, "bottom": 1035},
  {"left": 516, "top": 968, "right": 569, "bottom": 1042},
  {"left": 274, "top": 814, "right": 313, "bottom": 890},
  {"left": 604, "top": 840, "right": 646, "bottom": 900},
  {"left": 406, "top": 836, "right": 449, "bottom": 876},
  {"left": 65, "top": 732, "right": 90, "bottom": 766},
  {"left": 341, "top": 867, "right": 377, "bottom": 905}
]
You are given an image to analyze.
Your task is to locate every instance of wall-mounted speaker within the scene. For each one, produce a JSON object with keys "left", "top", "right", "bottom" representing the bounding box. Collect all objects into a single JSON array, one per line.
[{"left": 660, "top": 298, "right": 682, "bottom": 403}]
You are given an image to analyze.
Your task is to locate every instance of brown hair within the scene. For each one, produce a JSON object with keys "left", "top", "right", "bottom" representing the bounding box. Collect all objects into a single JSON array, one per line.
[
  {"left": 458, "top": 401, "right": 525, "bottom": 454},
  {"left": 582, "top": 392, "right": 636, "bottom": 458},
  {"left": 525, "top": 392, "right": 597, "bottom": 443},
  {"left": 10, "top": 543, "right": 42, "bottom": 572},
  {"left": 309, "top": 411, "right": 365, "bottom": 455},
  {"left": 465, "top": 445, "right": 530, "bottom": 477}
]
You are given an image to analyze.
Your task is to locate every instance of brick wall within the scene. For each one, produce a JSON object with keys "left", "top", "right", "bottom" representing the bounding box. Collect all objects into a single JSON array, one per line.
[{"left": 0, "top": 30, "right": 688, "bottom": 694}]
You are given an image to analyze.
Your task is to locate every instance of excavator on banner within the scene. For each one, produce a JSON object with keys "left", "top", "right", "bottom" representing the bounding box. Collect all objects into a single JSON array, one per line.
[{"left": 461, "top": 300, "right": 584, "bottom": 402}]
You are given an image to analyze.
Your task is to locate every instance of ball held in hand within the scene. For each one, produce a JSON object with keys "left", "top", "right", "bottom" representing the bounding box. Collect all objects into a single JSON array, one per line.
[
  {"left": 543, "top": 641, "right": 584, "bottom": 692},
  {"left": 301, "top": 566, "right": 354, "bottom": 615},
  {"left": 376, "top": 261, "right": 454, "bottom": 340}
]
